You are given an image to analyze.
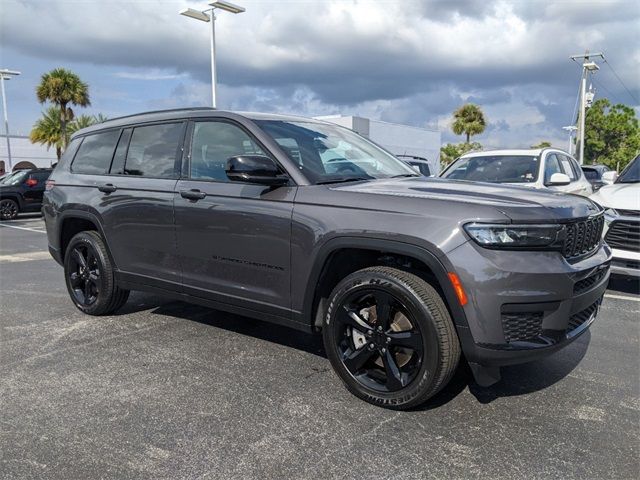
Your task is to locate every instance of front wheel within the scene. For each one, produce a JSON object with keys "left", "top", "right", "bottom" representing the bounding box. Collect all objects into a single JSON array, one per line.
[
  {"left": 322, "top": 267, "right": 460, "bottom": 410},
  {"left": 64, "top": 231, "right": 129, "bottom": 315}
]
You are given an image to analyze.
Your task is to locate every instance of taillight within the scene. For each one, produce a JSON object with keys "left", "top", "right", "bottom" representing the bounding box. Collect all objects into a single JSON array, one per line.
[
  {"left": 25, "top": 178, "right": 38, "bottom": 187},
  {"left": 45, "top": 180, "right": 55, "bottom": 191}
]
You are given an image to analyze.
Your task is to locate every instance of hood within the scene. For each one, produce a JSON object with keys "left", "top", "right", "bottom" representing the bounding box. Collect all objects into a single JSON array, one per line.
[
  {"left": 590, "top": 183, "right": 640, "bottom": 211},
  {"left": 333, "top": 177, "right": 602, "bottom": 222}
]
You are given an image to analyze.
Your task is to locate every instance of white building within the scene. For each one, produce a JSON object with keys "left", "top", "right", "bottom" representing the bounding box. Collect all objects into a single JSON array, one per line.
[
  {"left": 315, "top": 115, "right": 442, "bottom": 174},
  {"left": 0, "top": 135, "right": 58, "bottom": 174}
]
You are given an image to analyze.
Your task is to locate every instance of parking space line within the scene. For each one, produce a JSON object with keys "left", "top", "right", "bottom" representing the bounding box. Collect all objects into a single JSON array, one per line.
[
  {"left": 605, "top": 293, "right": 640, "bottom": 302},
  {"left": 0, "top": 224, "right": 46, "bottom": 233},
  {"left": 0, "top": 252, "right": 52, "bottom": 263}
]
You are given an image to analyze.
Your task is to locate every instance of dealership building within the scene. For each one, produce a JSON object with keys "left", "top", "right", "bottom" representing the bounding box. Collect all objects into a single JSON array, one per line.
[{"left": 0, "top": 135, "right": 57, "bottom": 174}]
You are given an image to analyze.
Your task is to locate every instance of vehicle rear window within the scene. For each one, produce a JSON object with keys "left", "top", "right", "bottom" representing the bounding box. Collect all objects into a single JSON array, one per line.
[
  {"left": 582, "top": 168, "right": 598, "bottom": 181},
  {"left": 72, "top": 130, "right": 121, "bottom": 174},
  {"left": 124, "top": 123, "right": 183, "bottom": 178}
]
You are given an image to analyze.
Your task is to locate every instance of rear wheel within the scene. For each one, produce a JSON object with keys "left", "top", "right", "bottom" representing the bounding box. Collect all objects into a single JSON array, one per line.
[
  {"left": 64, "top": 231, "right": 129, "bottom": 315},
  {"left": 323, "top": 266, "right": 460, "bottom": 410},
  {"left": 0, "top": 199, "right": 19, "bottom": 220}
]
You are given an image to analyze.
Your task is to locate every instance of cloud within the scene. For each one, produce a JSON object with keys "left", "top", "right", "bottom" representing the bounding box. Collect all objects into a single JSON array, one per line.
[{"left": 1, "top": 0, "right": 639, "bottom": 148}]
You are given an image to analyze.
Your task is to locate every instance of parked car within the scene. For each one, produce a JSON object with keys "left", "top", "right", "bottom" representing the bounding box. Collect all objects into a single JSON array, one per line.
[
  {"left": 44, "top": 109, "right": 611, "bottom": 409},
  {"left": 582, "top": 164, "right": 612, "bottom": 192},
  {"left": 590, "top": 155, "right": 640, "bottom": 277},
  {"left": 0, "top": 168, "right": 52, "bottom": 220},
  {"left": 440, "top": 148, "right": 593, "bottom": 196},
  {"left": 397, "top": 155, "right": 433, "bottom": 176}
]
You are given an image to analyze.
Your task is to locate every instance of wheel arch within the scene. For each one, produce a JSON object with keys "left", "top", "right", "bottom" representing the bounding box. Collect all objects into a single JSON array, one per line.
[
  {"left": 58, "top": 209, "right": 116, "bottom": 268},
  {"left": 302, "top": 237, "right": 469, "bottom": 332}
]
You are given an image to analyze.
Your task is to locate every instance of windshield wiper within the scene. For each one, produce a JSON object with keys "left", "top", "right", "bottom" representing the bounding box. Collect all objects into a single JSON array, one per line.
[
  {"left": 316, "top": 177, "right": 370, "bottom": 185},
  {"left": 390, "top": 173, "right": 421, "bottom": 178}
]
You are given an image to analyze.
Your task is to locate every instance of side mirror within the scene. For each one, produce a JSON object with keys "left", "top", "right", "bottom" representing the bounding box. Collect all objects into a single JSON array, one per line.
[
  {"left": 547, "top": 172, "right": 571, "bottom": 186},
  {"left": 601, "top": 171, "right": 618, "bottom": 185},
  {"left": 226, "top": 155, "right": 288, "bottom": 186}
]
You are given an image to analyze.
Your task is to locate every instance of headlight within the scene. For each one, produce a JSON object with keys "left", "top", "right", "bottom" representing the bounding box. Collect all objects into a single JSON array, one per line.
[{"left": 464, "top": 223, "right": 564, "bottom": 249}]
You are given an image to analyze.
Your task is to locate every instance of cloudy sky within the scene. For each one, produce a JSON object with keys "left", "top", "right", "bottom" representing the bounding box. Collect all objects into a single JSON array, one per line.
[{"left": 1, "top": 0, "right": 639, "bottom": 148}]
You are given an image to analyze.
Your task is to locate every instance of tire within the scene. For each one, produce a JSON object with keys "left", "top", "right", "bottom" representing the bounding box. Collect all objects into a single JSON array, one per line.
[
  {"left": 63, "top": 230, "right": 130, "bottom": 315},
  {"left": 322, "top": 266, "right": 460, "bottom": 410},
  {"left": 0, "top": 199, "right": 19, "bottom": 220}
]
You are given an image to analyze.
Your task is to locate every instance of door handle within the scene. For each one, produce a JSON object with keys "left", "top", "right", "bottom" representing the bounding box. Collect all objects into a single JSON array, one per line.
[
  {"left": 98, "top": 183, "right": 117, "bottom": 193},
  {"left": 180, "top": 189, "right": 206, "bottom": 200}
]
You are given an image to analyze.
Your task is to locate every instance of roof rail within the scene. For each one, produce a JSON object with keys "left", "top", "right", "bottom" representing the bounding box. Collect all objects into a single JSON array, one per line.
[{"left": 103, "top": 106, "right": 217, "bottom": 123}]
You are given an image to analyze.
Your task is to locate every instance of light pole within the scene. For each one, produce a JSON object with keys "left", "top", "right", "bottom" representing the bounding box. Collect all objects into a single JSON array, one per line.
[
  {"left": 179, "top": 1, "right": 245, "bottom": 108},
  {"left": 0, "top": 69, "right": 20, "bottom": 172},
  {"left": 570, "top": 52, "right": 603, "bottom": 165},
  {"left": 562, "top": 125, "right": 577, "bottom": 156}
]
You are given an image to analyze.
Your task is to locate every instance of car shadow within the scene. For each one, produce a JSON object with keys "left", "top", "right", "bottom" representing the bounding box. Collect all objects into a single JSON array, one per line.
[
  {"left": 607, "top": 275, "right": 640, "bottom": 295},
  {"left": 116, "top": 292, "right": 591, "bottom": 408}
]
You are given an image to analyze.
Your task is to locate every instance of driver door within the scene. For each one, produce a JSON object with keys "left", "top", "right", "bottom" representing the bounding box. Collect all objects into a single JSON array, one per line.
[{"left": 174, "top": 119, "right": 296, "bottom": 316}]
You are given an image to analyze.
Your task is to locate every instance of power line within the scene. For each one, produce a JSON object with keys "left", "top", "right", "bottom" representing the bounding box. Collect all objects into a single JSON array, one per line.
[
  {"left": 603, "top": 58, "right": 639, "bottom": 104},
  {"left": 590, "top": 76, "right": 622, "bottom": 105}
]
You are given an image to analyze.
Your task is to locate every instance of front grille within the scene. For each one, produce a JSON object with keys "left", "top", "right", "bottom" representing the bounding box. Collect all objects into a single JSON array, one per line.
[
  {"left": 573, "top": 267, "right": 609, "bottom": 295},
  {"left": 502, "top": 312, "right": 543, "bottom": 343},
  {"left": 562, "top": 214, "right": 605, "bottom": 259},
  {"left": 567, "top": 301, "right": 599, "bottom": 333},
  {"left": 605, "top": 219, "right": 640, "bottom": 252},
  {"left": 617, "top": 209, "right": 640, "bottom": 218}
]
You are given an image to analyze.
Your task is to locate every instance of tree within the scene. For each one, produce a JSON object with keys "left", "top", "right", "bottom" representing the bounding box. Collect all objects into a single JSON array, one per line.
[
  {"left": 452, "top": 103, "right": 487, "bottom": 143},
  {"left": 30, "top": 109, "right": 106, "bottom": 160},
  {"left": 36, "top": 68, "right": 90, "bottom": 151},
  {"left": 440, "top": 141, "right": 483, "bottom": 166},
  {"left": 531, "top": 141, "right": 552, "bottom": 148},
  {"left": 585, "top": 98, "right": 640, "bottom": 170},
  {"left": 30, "top": 107, "right": 64, "bottom": 159}
]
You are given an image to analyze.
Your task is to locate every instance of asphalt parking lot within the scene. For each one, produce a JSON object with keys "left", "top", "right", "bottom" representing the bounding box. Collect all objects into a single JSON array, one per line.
[{"left": 1, "top": 215, "right": 639, "bottom": 480}]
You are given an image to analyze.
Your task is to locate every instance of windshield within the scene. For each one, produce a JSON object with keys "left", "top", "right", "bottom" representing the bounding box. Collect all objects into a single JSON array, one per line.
[
  {"left": 441, "top": 155, "right": 540, "bottom": 183},
  {"left": 616, "top": 155, "right": 639, "bottom": 183},
  {"left": 254, "top": 120, "right": 418, "bottom": 184},
  {"left": 1, "top": 170, "right": 28, "bottom": 185}
]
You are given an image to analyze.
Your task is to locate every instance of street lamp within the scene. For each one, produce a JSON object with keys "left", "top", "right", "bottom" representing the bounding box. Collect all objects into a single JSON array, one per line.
[
  {"left": 0, "top": 69, "right": 20, "bottom": 173},
  {"left": 179, "top": 1, "right": 245, "bottom": 108}
]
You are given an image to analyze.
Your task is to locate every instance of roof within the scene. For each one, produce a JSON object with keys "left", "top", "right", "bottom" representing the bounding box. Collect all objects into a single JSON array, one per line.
[
  {"left": 72, "top": 108, "right": 328, "bottom": 139},
  {"left": 459, "top": 148, "right": 572, "bottom": 158}
]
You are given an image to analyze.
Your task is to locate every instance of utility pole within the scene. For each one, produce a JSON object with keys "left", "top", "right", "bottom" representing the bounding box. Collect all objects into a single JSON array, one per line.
[
  {"left": 0, "top": 69, "right": 21, "bottom": 173},
  {"left": 570, "top": 51, "right": 603, "bottom": 165}
]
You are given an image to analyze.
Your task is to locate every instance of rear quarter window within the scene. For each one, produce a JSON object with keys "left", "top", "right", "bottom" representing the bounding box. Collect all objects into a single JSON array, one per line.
[{"left": 71, "top": 130, "right": 121, "bottom": 174}]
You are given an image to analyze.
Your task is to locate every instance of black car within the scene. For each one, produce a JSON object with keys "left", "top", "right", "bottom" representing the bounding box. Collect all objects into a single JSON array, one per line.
[
  {"left": 581, "top": 164, "right": 611, "bottom": 192},
  {"left": 0, "top": 168, "right": 53, "bottom": 220}
]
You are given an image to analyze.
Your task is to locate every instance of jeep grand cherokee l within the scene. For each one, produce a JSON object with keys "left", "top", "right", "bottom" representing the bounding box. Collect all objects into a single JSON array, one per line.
[{"left": 43, "top": 108, "right": 611, "bottom": 409}]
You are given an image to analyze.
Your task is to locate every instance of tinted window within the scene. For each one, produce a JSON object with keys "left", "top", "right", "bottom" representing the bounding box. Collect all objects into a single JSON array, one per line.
[
  {"left": 110, "top": 128, "right": 132, "bottom": 175},
  {"left": 544, "top": 154, "right": 563, "bottom": 183},
  {"left": 72, "top": 130, "right": 120, "bottom": 174},
  {"left": 582, "top": 167, "right": 599, "bottom": 181},
  {"left": 190, "top": 121, "right": 266, "bottom": 182},
  {"left": 124, "top": 123, "right": 183, "bottom": 178},
  {"left": 442, "top": 155, "right": 539, "bottom": 183},
  {"left": 32, "top": 171, "right": 51, "bottom": 182},
  {"left": 409, "top": 161, "right": 431, "bottom": 176}
]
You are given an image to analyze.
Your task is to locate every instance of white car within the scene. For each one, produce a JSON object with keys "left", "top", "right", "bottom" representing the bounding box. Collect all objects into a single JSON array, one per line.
[
  {"left": 440, "top": 148, "right": 593, "bottom": 196},
  {"left": 590, "top": 155, "right": 640, "bottom": 277}
]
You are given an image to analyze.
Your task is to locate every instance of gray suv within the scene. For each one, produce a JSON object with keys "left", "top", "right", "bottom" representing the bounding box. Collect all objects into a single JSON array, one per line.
[{"left": 43, "top": 108, "right": 611, "bottom": 409}]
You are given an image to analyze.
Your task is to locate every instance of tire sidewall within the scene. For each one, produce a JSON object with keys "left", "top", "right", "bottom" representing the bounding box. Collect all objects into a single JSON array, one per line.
[
  {"left": 63, "top": 232, "right": 113, "bottom": 315},
  {"left": 323, "top": 271, "right": 443, "bottom": 409}
]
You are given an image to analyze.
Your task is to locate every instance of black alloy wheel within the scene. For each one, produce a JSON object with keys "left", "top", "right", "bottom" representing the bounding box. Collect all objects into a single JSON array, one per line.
[
  {"left": 67, "top": 243, "right": 102, "bottom": 306},
  {"left": 333, "top": 289, "right": 424, "bottom": 392},
  {"left": 0, "top": 199, "right": 19, "bottom": 220}
]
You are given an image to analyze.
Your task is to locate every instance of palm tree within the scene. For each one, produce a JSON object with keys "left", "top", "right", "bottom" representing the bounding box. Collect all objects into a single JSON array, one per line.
[
  {"left": 30, "top": 107, "right": 64, "bottom": 159},
  {"left": 452, "top": 103, "right": 487, "bottom": 143},
  {"left": 68, "top": 113, "right": 107, "bottom": 135},
  {"left": 36, "top": 68, "right": 90, "bottom": 150}
]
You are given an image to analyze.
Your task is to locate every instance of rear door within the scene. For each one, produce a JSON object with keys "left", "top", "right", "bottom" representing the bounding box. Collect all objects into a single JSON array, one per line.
[
  {"left": 173, "top": 119, "right": 295, "bottom": 315},
  {"left": 22, "top": 171, "right": 51, "bottom": 209},
  {"left": 71, "top": 123, "right": 186, "bottom": 287}
]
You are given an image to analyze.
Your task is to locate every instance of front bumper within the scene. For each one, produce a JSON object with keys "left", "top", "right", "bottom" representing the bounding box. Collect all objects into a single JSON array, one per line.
[
  {"left": 446, "top": 240, "right": 611, "bottom": 368},
  {"left": 610, "top": 247, "right": 640, "bottom": 277}
]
